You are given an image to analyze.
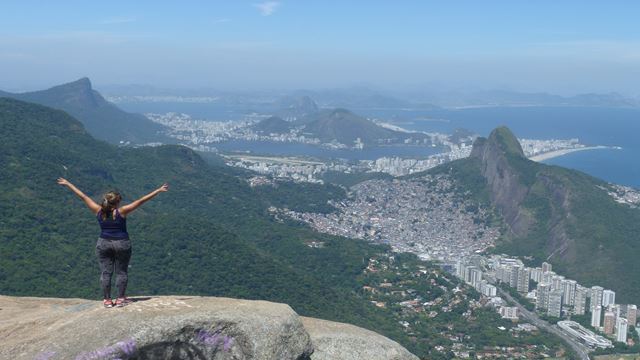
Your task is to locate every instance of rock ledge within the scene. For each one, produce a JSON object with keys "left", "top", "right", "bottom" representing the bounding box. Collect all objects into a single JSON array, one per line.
[{"left": 0, "top": 295, "right": 417, "bottom": 360}]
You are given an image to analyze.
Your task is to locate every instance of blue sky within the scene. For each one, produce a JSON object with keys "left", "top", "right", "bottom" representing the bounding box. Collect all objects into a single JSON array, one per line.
[{"left": 1, "top": 1, "right": 639, "bottom": 94}]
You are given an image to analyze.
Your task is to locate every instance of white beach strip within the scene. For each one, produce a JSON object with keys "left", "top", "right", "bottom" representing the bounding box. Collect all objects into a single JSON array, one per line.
[{"left": 529, "top": 146, "right": 613, "bottom": 162}]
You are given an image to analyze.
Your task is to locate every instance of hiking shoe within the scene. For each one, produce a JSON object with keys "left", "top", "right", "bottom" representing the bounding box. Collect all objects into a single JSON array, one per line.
[
  {"left": 115, "top": 297, "right": 133, "bottom": 307},
  {"left": 103, "top": 299, "right": 114, "bottom": 308}
]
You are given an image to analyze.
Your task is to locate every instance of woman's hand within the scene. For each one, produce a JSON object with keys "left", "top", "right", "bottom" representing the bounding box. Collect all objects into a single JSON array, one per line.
[
  {"left": 57, "top": 178, "right": 101, "bottom": 213},
  {"left": 120, "top": 183, "right": 169, "bottom": 216},
  {"left": 57, "top": 177, "right": 70, "bottom": 187}
]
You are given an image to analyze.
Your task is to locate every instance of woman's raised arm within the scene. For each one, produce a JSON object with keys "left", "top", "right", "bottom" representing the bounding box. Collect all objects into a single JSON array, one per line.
[
  {"left": 57, "top": 177, "right": 101, "bottom": 214},
  {"left": 119, "top": 183, "right": 169, "bottom": 217}
]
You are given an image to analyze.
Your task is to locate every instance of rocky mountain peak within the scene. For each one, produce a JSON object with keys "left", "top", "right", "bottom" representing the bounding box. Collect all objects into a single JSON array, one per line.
[
  {"left": 469, "top": 126, "right": 535, "bottom": 237},
  {"left": 471, "top": 126, "right": 525, "bottom": 160}
]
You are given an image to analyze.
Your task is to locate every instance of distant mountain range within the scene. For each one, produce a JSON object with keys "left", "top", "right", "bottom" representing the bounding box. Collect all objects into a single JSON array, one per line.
[
  {"left": 0, "top": 78, "right": 168, "bottom": 144},
  {"left": 100, "top": 81, "right": 640, "bottom": 109},
  {"left": 434, "top": 127, "right": 640, "bottom": 304},
  {"left": 400, "top": 89, "right": 640, "bottom": 108}
]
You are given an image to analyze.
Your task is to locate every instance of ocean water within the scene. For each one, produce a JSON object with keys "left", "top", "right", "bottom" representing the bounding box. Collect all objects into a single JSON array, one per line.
[
  {"left": 358, "top": 106, "right": 640, "bottom": 188},
  {"left": 118, "top": 101, "right": 640, "bottom": 188}
]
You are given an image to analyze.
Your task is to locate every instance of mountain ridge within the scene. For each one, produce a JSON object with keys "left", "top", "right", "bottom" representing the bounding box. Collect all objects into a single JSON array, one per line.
[
  {"left": 0, "top": 77, "right": 168, "bottom": 144},
  {"left": 301, "top": 108, "right": 429, "bottom": 146}
]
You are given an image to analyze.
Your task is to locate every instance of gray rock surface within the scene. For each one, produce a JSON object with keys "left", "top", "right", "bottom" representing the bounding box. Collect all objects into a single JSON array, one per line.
[
  {"left": 0, "top": 295, "right": 313, "bottom": 360},
  {"left": 0, "top": 295, "right": 418, "bottom": 360},
  {"left": 301, "top": 317, "right": 419, "bottom": 360}
]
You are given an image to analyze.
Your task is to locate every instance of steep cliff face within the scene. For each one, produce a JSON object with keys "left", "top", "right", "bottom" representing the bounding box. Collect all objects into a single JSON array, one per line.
[
  {"left": 0, "top": 295, "right": 418, "bottom": 360},
  {"left": 453, "top": 126, "right": 640, "bottom": 304},
  {"left": 470, "top": 127, "right": 536, "bottom": 237},
  {"left": 469, "top": 127, "right": 574, "bottom": 261}
]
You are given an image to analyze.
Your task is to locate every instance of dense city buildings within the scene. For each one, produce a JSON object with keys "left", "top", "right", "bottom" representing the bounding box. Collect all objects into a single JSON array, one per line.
[
  {"left": 285, "top": 174, "right": 500, "bottom": 260},
  {"left": 453, "top": 253, "right": 635, "bottom": 348}
]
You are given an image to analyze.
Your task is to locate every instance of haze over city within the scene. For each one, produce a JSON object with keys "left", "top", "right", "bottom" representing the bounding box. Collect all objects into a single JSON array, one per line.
[{"left": 1, "top": 0, "right": 640, "bottom": 94}]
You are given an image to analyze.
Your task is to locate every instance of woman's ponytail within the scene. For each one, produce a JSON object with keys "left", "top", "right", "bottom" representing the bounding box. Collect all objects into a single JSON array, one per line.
[{"left": 100, "top": 191, "right": 122, "bottom": 220}]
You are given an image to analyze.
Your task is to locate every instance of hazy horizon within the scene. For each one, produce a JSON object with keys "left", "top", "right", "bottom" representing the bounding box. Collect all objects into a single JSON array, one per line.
[{"left": 1, "top": 1, "right": 639, "bottom": 96}]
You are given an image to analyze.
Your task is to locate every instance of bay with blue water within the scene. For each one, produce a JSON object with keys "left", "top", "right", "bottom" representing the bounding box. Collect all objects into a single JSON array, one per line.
[
  {"left": 357, "top": 106, "right": 640, "bottom": 188},
  {"left": 119, "top": 101, "right": 640, "bottom": 188}
]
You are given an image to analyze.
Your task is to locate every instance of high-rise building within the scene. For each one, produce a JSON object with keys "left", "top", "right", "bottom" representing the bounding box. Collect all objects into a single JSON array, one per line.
[
  {"left": 551, "top": 275, "right": 565, "bottom": 291},
  {"left": 516, "top": 268, "right": 530, "bottom": 294},
  {"left": 529, "top": 267, "right": 542, "bottom": 283},
  {"left": 591, "top": 286, "right": 604, "bottom": 311},
  {"left": 548, "top": 289, "right": 564, "bottom": 318},
  {"left": 603, "top": 290, "right": 616, "bottom": 307},
  {"left": 467, "top": 267, "right": 482, "bottom": 288},
  {"left": 562, "top": 280, "right": 577, "bottom": 306},
  {"left": 610, "top": 304, "right": 621, "bottom": 320},
  {"left": 494, "top": 265, "right": 503, "bottom": 282},
  {"left": 536, "top": 283, "right": 551, "bottom": 311},
  {"left": 574, "top": 285, "right": 588, "bottom": 315},
  {"left": 604, "top": 311, "right": 616, "bottom": 335},
  {"left": 542, "top": 262, "right": 552, "bottom": 273},
  {"left": 480, "top": 282, "right": 497, "bottom": 297},
  {"left": 510, "top": 265, "right": 520, "bottom": 288},
  {"left": 591, "top": 305, "right": 602, "bottom": 328},
  {"left": 542, "top": 271, "right": 556, "bottom": 284},
  {"left": 626, "top": 304, "right": 637, "bottom": 326},
  {"left": 456, "top": 260, "right": 466, "bottom": 279},
  {"left": 616, "top": 317, "right": 628, "bottom": 343}
]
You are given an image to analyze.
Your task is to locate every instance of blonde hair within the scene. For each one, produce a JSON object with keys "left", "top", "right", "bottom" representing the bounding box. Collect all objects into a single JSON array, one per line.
[{"left": 101, "top": 191, "right": 122, "bottom": 220}]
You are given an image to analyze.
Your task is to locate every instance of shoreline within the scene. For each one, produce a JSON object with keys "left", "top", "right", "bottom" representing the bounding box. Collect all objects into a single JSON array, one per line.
[{"left": 529, "top": 146, "right": 615, "bottom": 162}]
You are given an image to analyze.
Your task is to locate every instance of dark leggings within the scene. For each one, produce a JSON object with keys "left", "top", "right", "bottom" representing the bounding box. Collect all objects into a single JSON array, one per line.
[{"left": 96, "top": 238, "right": 132, "bottom": 299}]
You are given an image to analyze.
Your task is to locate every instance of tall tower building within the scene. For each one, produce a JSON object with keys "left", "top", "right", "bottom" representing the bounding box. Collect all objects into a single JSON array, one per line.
[
  {"left": 562, "top": 280, "right": 577, "bottom": 306},
  {"left": 602, "top": 290, "right": 616, "bottom": 307},
  {"left": 604, "top": 311, "right": 616, "bottom": 335},
  {"left": 591, "top": 305, "right": 602, "bottom": 328},
  {"left": 542, "top": 262, "right": 552, "bottom": 273},
  {"left": 548, "top": 289, "right": 564, "bottom": 318},
  {"left": 542, "top": 271, "right": 555, "bottom": 284},
  {"left": 456, "top": 260, "right": 466, "bottom": 279},
  {"left": 616, "top": 317, "right": 628, "bottom": 343},
  {"left": 529, "top": 267, "right": 542, "bottom": 283},
  {"left": 626, "top": 304, "right": 637, "bottom": 326},
  {"left": 551, "top": 275, "right": 565, "bottom": 291},
  {"left": 516, "top": 268, "right": 530, "bottom": 294},
  {"left": 573, "top": 285, "right": 587, "bottom": 315},
  {"left": 469, "top": 268, "right": 482, "bottom": 287},
  {"left": 510, "top": 265, "right": 520, "bottom": 288},
  {"left": 591, "top": 286, "right": 604, "bottom": 311},
  {"left": 536, "top": 283, "right": 551, "bottom": 311}
]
